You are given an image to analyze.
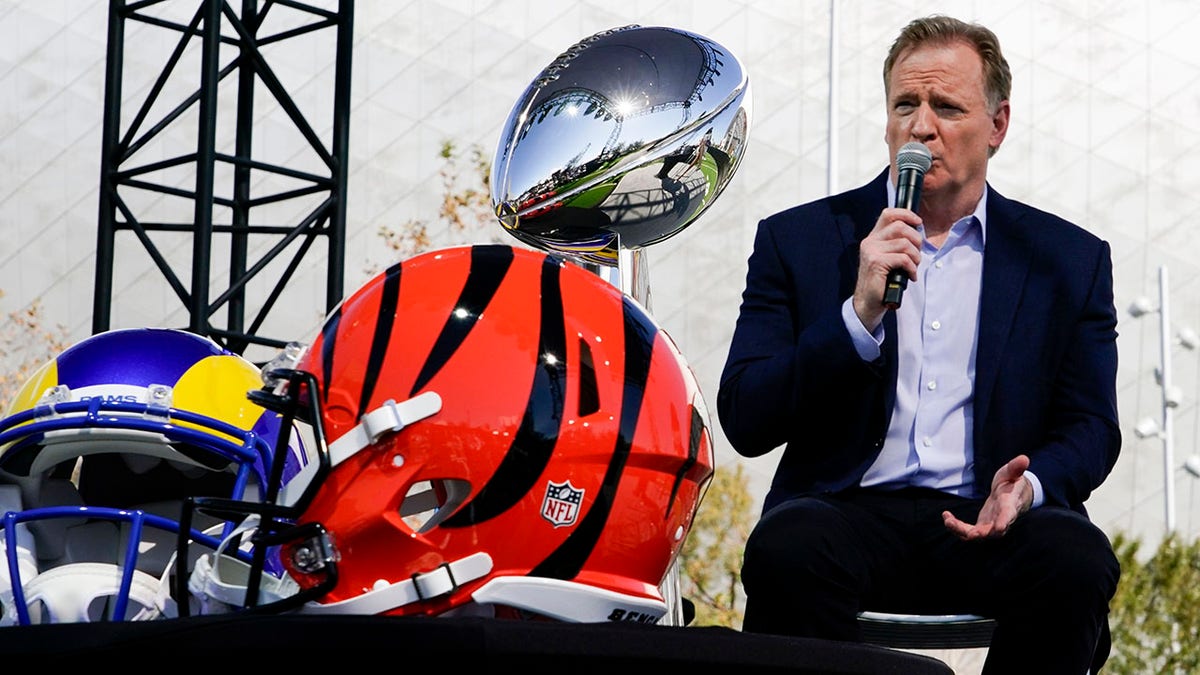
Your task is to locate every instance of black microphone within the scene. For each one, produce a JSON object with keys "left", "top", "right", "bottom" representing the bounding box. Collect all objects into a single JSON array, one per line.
[{"left": 881, "top": 141, "right": 932, "bottom": 309}]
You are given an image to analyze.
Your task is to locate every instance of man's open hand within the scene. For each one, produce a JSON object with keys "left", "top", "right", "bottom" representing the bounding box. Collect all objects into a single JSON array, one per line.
[{"left": 942, "top": 454, "right": 1034, "bottom": 540}]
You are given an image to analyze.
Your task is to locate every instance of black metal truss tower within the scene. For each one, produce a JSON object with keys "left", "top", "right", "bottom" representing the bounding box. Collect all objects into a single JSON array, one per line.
[{"left": 94, "top": 0, "right": 353, "bottom": 357}]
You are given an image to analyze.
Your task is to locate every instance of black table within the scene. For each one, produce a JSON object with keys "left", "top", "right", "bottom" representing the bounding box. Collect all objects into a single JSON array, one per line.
[{"left": 0, "top": 614, "right": 954, "bottom": 673}]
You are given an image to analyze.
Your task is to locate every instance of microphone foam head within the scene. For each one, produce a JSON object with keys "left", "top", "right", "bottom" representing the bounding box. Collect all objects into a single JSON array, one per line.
[{"left": 897, "top": 142, "right": 932, "bottom": 174}]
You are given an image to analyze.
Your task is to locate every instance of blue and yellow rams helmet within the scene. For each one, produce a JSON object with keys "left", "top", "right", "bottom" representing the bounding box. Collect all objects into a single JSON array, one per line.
[{"left": 0, "top": 327, "right": 304, "bottom": 624}]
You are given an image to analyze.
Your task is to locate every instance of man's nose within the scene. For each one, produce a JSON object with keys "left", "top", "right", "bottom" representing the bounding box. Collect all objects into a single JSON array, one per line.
[{"left": 910, "top": 103, "right": 936, "bottom": 139}]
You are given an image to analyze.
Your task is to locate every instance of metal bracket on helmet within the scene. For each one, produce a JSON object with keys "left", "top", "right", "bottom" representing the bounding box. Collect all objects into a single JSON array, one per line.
[
  {"left": 35, "top": 385, "right": 72, "bottom": 409},
  {"left": 259, "top": 343, "right": 309, "bottom": 393},
  {"left": 145, "top": 384, "right": 173, "bottom": 416}
]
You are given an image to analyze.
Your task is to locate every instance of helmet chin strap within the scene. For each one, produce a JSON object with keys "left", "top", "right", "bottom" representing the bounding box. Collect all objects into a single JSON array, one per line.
[
  {"left": 297, "top": 551, "right": 493, "bottom": 615},
  {"left": 188, "top": 516, "right": 493, "bottom": 617},
  {"left": 276, "top": 391, "right": 442, "bottom": 509},
  {"left": 326, "top": 391, "right": 443, "bottom": 467}
]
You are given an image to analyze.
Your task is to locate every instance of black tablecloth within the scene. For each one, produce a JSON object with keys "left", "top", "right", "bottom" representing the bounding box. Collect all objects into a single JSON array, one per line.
[{"left": 0, "top": 614, "right": 954, "bottom": 673}]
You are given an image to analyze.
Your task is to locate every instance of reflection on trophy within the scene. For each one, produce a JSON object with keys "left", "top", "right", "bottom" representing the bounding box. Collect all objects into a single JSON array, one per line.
[
  {"left": 490, "top": 24, "right": 751, "bottom": 306},
  {"left": 490, "top": 24, "right": 751, "bottom": 627}
]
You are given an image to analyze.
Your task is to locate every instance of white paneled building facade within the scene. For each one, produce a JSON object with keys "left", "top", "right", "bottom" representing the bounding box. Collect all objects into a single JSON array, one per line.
[{"left": 3, "top": 0, "right": 1200, "bottom": 561}]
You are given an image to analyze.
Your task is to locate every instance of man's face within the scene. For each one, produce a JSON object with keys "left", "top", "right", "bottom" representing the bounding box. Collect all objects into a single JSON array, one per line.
[{"left": 885, "top": 40, "right": 1008, "bottom": 199}]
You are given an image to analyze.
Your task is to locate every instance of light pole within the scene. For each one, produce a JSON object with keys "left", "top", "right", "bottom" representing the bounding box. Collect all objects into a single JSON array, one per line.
[
  {"left": 1130, "top": 265, "right": 1198, "bottom": 533},
  {"left": 827, "top": 0, "right": 839, "bottom": 195}
]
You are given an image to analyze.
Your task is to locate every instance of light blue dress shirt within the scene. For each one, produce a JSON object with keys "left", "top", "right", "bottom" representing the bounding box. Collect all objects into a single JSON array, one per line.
[{"left": 841, "top": 181, "right": 1045, "bottom": 507}]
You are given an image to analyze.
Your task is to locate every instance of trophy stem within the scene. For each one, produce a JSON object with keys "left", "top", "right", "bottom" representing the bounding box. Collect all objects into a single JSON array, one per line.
[
  {"left": 618, "top": 247, "right": 651, "bottom": 312},
  {"left": 571, "top": 245, "right": 652, "bottom": 312}
]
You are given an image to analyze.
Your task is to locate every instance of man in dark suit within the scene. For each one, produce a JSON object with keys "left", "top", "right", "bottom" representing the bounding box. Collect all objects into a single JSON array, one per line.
[{"left": 717, "top": 15, "right": 1120, "bottom": 675}]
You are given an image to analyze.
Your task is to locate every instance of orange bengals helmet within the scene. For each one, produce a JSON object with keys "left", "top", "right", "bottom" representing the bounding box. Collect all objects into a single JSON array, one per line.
[{"left": 188, "top": 244, "right": 714, "bottom": 623}]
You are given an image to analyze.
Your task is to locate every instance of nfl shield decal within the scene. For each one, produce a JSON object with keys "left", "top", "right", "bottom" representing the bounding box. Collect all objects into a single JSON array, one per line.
[{"left": 541, "top": 479, "right": 584, "bottom": 527}]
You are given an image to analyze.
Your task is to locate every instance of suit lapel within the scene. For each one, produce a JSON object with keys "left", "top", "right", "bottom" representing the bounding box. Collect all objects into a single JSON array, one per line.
[{"left": 973, "top": 187, "right": 1034, "bottom": 438}]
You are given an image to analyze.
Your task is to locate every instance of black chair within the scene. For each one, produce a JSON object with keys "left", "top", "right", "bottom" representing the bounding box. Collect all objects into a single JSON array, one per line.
[{"left": 857, "top": 610, "right": 996, "bottom": 650}]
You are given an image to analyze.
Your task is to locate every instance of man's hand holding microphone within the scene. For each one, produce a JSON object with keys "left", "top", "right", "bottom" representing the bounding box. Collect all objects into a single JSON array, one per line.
[{"left": 851, "top": 142, "right": 931, "bottom": 332}]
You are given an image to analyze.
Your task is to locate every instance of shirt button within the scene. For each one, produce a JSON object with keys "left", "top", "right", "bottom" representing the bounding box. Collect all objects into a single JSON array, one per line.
[
  {"left": 927, "top": 381, "right": 937, "bottom": 391},
  {"left": 935, "top": 260, "right": 944, "bottom": 269},
  {"left": 931, "top": 320, "right": 941, "bottom": 330},
  {"left": 922, "top": 437, "right": 932, "bottom": 447}
]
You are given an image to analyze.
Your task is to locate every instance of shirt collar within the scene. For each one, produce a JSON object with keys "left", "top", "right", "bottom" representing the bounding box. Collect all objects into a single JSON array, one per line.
[
  {"left": 971, "top": 187, "right": 988, "bottom": 246},
  {"left": 884, "top": 179, "right": 989, "bottom": 245}
]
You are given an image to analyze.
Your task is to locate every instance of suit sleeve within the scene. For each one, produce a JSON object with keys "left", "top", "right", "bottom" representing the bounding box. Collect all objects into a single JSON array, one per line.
[
  {"left": 1026, "top": 240, "right": 1121, "bottom": 508},
  {"left": 716, "top": 216, "right": 887, "bottom": 459}
]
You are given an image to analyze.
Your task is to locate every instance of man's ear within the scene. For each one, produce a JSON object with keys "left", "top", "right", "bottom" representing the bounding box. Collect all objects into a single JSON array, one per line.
[{"left": 989, "top": 100, "right": 1011, "bottom": 153}]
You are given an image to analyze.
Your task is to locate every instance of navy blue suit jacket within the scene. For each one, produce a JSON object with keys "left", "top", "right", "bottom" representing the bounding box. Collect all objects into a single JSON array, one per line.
[{"left": 717, "top": 169, "right": 1121, "bottom": 515}]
